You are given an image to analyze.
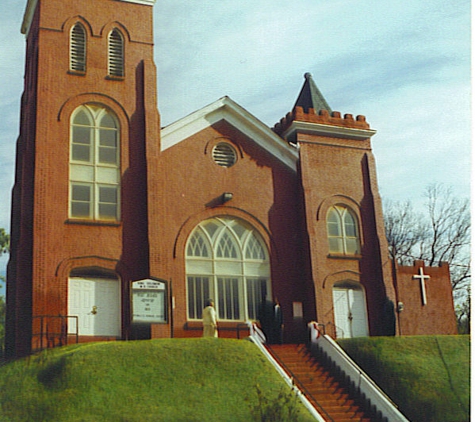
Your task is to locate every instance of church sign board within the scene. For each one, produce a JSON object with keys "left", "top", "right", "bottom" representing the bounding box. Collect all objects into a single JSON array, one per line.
[{"left": 131, "top": 278, "right": 167, "bottom": 324}]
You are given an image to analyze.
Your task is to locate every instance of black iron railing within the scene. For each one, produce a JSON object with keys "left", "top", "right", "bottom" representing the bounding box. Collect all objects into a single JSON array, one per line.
[{"left": 32, "top": 315, "right": 79, "bottom": 351}]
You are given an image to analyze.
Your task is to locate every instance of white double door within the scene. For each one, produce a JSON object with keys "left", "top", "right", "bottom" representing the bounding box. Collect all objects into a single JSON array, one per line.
[
  {"left": 333, "top": 286, "right": 369, "bottom": 339},
  {"left": 68, "top": 277, "right": 121, "bottom": 337}
]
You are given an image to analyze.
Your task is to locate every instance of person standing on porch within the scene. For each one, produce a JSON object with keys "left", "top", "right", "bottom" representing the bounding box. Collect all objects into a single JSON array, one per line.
[{"left": 202, "top": 299, "right": 218, "bottom": 337}]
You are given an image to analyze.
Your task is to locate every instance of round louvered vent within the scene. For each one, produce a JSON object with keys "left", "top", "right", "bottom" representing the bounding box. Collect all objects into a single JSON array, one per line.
[{"left": 212, "top": 143, "right": 237, "bottom": 167}]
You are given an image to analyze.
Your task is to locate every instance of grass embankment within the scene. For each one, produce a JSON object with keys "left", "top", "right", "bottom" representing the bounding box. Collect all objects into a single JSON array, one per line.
[
  {"left": 0, "top": 338, "right": 315, "bottom": 422},
  {"left": 338, "top": 335, "right": 470, "bottom": 422}
]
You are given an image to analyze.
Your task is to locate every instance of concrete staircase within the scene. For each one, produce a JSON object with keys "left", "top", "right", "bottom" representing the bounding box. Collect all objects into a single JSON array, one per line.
[{"left": 267, "top": 344, "right": 373, "bottom": 422}]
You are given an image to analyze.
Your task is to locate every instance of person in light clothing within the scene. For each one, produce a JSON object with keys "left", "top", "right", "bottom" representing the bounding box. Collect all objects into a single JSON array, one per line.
[{"left": 202, "top": 299, "right": 218, "bottom": 337}]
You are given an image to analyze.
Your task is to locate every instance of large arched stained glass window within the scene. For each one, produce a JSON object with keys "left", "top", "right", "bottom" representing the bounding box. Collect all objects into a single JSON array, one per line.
[
  {"left": 327, "top": 205, "right": 360, "bottom": 255},
  {"left": 70, "top": 104, "right": 120, "bottom": 221},
  {"left": 186, "top": 217, "right": 271, "bottom": 321}
]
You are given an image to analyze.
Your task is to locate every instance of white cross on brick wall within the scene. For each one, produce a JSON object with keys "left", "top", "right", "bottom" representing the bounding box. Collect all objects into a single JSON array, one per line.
[{"left": 413, "top": 267, "right": 431, "bottom": 306}]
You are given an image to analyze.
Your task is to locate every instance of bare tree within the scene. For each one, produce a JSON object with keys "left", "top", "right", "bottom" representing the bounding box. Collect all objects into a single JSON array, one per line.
[{"left": 384, "top": 184, "right": 471, "bottom": 304}]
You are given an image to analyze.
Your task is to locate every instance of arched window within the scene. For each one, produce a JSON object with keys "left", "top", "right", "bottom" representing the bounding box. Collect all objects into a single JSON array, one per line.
[
  {"left": 108, "top": 29, "right": 124, "bottom": 77},
  {"left": 186, "top": 217, "right": 271, "bottom": 321},
  {"left": 70, "top": 23, "right": 86, "bottom": 72},
  {"left": 327, "top": 205, "right": 360, "bottom": 254},
  {"left": 70, "top": 105, "right": 120, "bottom": 220}
]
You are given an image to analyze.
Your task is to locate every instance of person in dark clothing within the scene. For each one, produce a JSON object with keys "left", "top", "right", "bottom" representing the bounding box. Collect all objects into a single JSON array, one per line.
[{"left": 258, "top": 297, "right": 283, "bottom": 344}]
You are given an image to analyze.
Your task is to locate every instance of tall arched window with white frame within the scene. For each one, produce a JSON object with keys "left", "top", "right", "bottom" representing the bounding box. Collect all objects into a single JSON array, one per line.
[
  {"left": 108, "top": 29, "right": 124, "bottom": 77},
  {"left": 186, "top": 217, "right": 271, "bottom": 322},
  {"left": 69, "top": 104, "right": 120, "bottom": 221},
  {"left": 70, "top": 23, "right": 86, "bottom": 72},
  {"left": 327, "top": 205, "right": 360, "bottom": 255}
]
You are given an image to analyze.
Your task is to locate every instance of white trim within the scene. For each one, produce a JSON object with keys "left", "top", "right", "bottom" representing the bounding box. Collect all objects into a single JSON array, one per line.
[
  {"left": 308, "top": 323, "right": 410, "bottom": 422},
  {"left": 282, "top": 120, "right": 377, "bottom": 141},
  {"left": 248, "top": 326, "right": 326, "bottom": 422},
  {"left": 161, "top": 97, "right": 298, "bottom": 172}
]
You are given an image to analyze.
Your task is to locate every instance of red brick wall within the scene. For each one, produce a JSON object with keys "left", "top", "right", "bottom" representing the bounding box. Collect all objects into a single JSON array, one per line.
[
  {"left": 148, "top": 121, "right": 313, "bottom": 343},
  {"left": 6, "top": 0, "right": 157, "bottom": 357},
  {"left": 294, "top": 111, "right": 396, "bottom": 337},
  {"left": 394, "top": 260, "right": 457, "bottom": 335}
]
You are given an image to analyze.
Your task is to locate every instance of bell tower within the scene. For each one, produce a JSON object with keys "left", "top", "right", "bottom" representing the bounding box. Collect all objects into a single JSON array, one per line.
[{"left": 6, "top": 0, "right": 160, "bottom": 357}]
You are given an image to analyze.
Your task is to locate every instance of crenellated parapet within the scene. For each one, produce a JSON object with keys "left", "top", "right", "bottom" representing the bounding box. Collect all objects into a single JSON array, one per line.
[{"left": 273, "top": 106, "right": 370, "bottom": 136}]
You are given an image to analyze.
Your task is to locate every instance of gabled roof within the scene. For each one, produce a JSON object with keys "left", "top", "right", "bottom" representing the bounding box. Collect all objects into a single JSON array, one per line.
[
  {"left": 294, "top": 73, "right": 332, "bottom": 114},
  {"left": 161, "top": 96, "right": 299, "bottom": 171}
]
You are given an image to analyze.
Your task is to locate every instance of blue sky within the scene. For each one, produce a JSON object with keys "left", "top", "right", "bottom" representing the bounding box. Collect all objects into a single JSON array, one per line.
[{"left": 0, "top": 0, "right": 471, "bottom": 277}]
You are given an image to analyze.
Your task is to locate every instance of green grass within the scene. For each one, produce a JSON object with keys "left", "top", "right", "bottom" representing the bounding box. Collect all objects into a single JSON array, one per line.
[
  {"left": 338, "top": 335, "right": 470, "bottom": 422},
  {"left": 0, "top": 339, "right": 315, "bottom": 422}
]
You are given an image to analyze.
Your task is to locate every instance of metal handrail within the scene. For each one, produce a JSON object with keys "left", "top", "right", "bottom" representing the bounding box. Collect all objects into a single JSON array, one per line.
[
  {"left": 267, "top": 344, "right": 336, "bottom": 422},
  {"left": 32, "top": 315, "right": 79, "bottom": 351}
]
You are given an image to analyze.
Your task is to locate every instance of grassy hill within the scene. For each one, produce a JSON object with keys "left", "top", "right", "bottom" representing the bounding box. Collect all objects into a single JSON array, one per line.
[
  {"left": 338, "top": 335, "right": 470, "bottom": 422},
  {"left": 0, "top": 339, "right": 315, "bottom": 422},
  {"left": 0, "top": 336, "right": 470, "bottom": 421}
]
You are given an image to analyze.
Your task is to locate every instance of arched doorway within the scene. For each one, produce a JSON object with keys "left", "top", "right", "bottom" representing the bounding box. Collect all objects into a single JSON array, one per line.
[
  {"left": 332, "top": 281, "right": 369, "bottom": 338},
  {"left": 186, "top": 216, "right": 271, "bottom": 322}
]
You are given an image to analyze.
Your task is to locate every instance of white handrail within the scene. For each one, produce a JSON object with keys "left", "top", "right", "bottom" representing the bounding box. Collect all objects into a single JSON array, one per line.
[
  {"left": 308, "top": 322, "right": 410, "bottom": 422},
  {"left": 247, "top": 322, "right": 326, "bottom": 422}
]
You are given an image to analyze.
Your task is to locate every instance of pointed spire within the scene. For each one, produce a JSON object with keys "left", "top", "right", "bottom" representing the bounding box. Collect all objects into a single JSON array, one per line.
[{"left": 294, "top": 72, "right": 332, "bottom": 114}]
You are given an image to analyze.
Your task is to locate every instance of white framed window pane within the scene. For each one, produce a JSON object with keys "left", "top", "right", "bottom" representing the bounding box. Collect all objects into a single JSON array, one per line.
[
  {"left": 98, "top": 186, "right": 118, "bottom": 219},
  {"left": 96, "top": 167, "right": 119, "bottom": 184},
  {"left": 71, "top": 203, "right": 90, "bottom": 218},
  {"left": 99, "top": 129, "right": 117, "bottom": 147},
  {"left": 73, "top": 109, "right": 90, "bottom": 126},
  {"left": 186, "top": 260, "right": 213, "bottom": 275},
  {"left": 245, "top": 234, "right": 266, "bottom": 260},
  {"left": 217, "top": 277, "right": 240, "bottom": 320},
  {"left": 246, "top": 278, "right": 268, "bottom": 320},
  {"left": 345, "top": 238, "right": 358, "bottom": 254},
  {"left": 70, "top": 164, "right": 94, "bottom": 182},
  {"left": 71, "top": 184, "right": 91, "bottom": 218},
  {"left": 187, "top": 276, "right": 210, "bottom": 320},
  {"left": 187, "top": 231, "right": 210, "bottom": 257},
  {"left": 327, "top": 210, "right": 341, "bottom": 236},
  {"left": 98, "top": 147, "right": 117, "bottom": 165},
  {"left": 217, "top": 232, "right": 238, "bottom": 258},
  {"left": 329, "top": 238, "right": 343, "bottom": 253},
  {"left": 100, "top": 113, "right": 117, "bottom": 129},
  {"left": 215, "top": 261, "right": 241, "bottom": 276},
  {"left": 72, "top": 184, "right": 91, "bottom": 201},
  {"left": 72, "top": 144, "right": 91, "bottom": 162},
  {"left": 73, "top": 126, "right": 91, "bottom": 144},
  {"left": 344, "top": 212, "right": 357, "bottom": 237}
]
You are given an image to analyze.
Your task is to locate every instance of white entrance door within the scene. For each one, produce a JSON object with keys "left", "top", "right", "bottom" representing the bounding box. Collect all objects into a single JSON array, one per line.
[
  {"left": 333, "top": 285, "right": 369, "bottom": 339},
  {"left": 68, "top": 277, "right": 121, "bottom": 337}
]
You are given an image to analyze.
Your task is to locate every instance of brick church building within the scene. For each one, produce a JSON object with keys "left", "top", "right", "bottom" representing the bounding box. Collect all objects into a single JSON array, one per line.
[{"left": 5, "top": 0, "right": 457, "bottom": 358}]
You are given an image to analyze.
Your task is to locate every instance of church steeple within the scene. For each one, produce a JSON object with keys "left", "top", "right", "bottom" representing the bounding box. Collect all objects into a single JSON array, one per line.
[{"left": 293, "top": 72, "right": 332, "bottom": 114}]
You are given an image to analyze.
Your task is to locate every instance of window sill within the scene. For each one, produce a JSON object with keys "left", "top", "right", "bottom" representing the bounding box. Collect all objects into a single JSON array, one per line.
[
  {"left": 68, "top": 70, "right": 86, "bottom": 76},
  {"left": 65, "top": 219, "right": 121, "bottom": 227},
  {"left": 105, "top": 75, "right": 125, "bottom": 81},
  {"left": 327, "top": 253, "right": 362, "bottom": 260}
]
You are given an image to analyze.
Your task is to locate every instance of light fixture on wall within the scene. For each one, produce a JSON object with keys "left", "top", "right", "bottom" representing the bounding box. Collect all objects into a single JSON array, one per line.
[
  {"left": 397, "top": 302, "right": 404, "bottom": 312},
  {"left": 221, "top": 192, "right": 233, "bottom": 203}
]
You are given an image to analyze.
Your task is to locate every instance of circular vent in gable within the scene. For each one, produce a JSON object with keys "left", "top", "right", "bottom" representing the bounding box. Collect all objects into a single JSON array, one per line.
[{"left": 212, "top": 142, "right": 237, "bottom": 167}]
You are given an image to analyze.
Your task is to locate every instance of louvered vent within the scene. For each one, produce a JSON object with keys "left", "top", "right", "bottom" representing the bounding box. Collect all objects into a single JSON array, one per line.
[
  {"left": 108, "top": 29, "right": 124, "bottom": 77},
  {"left": 70, "top": 23, "right": 86, "bottom": 72},
  {"left": 212, "top": 143, "right": 237, "bottom": 167}
]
